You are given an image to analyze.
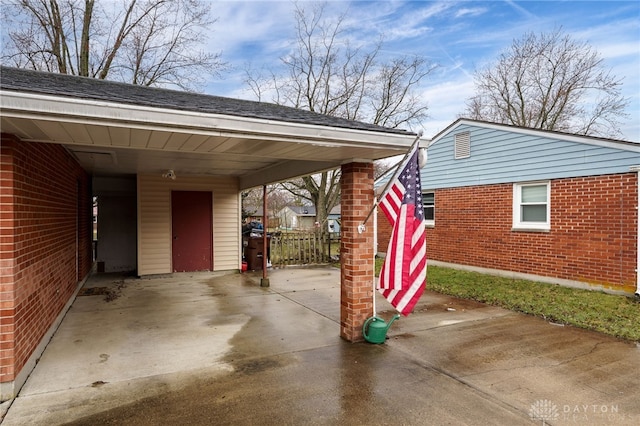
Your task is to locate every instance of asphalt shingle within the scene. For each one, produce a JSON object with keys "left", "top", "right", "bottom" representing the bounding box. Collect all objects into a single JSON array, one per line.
[{"left": 0, "top": 66, "right": 413, "bottom": 136}]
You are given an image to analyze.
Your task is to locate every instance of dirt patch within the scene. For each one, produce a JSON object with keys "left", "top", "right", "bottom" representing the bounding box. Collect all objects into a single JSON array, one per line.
[
  {"left": 78, "top": 287, "right": 111, "bottom": 296},
  {"left": 78, "top": 279, "right": 126, "bottom": 302}
]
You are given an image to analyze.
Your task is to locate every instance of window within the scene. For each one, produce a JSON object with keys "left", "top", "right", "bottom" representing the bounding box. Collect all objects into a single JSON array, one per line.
[
  {"left": 513, "top": 182, "right": 550, "bottom": 230},
  {"left": 422, "top": 191, "right": 435, "bottom": 226},
  {"left": 454, "top": 132, "right": 470, "bottom": 159}
]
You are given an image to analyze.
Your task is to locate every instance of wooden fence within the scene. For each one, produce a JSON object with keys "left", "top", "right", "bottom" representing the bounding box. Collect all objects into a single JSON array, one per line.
[{"left": 269, "top": 231, "right": 340, "bottom": 267}]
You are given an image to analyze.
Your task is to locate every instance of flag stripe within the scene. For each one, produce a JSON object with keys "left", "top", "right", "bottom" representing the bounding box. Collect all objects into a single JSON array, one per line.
[{"left": 379, "top": 183, "right": 403, "bottom": 224}]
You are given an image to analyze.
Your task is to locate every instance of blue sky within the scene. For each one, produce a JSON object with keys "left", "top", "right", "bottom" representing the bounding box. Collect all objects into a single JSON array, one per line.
[{"left": 205, "top": 0, "right": 639, "bottom": 141}]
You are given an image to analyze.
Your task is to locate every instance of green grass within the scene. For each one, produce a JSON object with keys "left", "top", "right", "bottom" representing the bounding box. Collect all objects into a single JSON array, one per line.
[{"left": 373, "top": 259, "right": 640, "bottom": 342}]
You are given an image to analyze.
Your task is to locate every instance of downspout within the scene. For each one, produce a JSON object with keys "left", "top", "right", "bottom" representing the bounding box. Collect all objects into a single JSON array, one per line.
[{"left": 632, "top": 165, "right": 640, "bottom": 299}]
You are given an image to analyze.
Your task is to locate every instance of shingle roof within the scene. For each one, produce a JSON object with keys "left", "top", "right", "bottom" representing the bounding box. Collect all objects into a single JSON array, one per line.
[
  {"left": 432, "top": 118, "right": 638, "bottom": 147},
  {"left": 288, "top": 206, "right": 316, "bottom": 216},
  {"left": 0, "top": 66, "right": 412, "bottom": 136}
]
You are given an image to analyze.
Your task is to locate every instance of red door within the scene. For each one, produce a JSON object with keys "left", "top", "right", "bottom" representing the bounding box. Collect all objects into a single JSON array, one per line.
[{"left": 171, "top": 191, "right": 213, "bottom": 272}]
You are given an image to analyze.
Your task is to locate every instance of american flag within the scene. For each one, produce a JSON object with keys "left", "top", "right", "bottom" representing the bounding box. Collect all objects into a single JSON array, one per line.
[{"left": 378, "top": 144, "right": 427, "bottom": 316}]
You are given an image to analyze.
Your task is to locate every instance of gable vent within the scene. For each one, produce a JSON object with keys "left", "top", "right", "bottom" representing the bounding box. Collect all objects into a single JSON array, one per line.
[{"left": 454, "top": 132, "right": 470, "bottom": 159}]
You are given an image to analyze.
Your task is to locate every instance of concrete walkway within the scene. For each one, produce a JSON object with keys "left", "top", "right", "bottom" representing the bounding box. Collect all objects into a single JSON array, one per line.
[{"left": 2, "top": 267, "right": 639, "bottom": 425}]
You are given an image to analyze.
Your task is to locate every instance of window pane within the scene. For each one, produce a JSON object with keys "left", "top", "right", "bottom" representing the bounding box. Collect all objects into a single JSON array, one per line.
[
  {"left": 521, "top": 185, "right": 547, "bottom": 203},
  {"left": 522, "top": 205, "right": 546, "bottom": 222},
  {"left": 422, "top": 192, "right": 434, "bottom": 221},
  {"left": 424, "top": 206, "right": 434, "bottom": 221},
  {"left": 423, "top": 193, "right": 434, "bottom": 203}
]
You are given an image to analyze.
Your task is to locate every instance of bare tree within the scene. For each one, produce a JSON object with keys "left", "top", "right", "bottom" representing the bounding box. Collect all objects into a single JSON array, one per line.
[
  {"left": 280, "top": 172, "right": 341, "bottom": 232},
  {"left": 373, "top": 158, "right": 394, "bottom": 181},
  {"left": 242, "top": 186, "right": 296, "bottom": 229},
  {"left": 1, "top": 0, "right": 226, "bottom": 90},
  {"left": 246, "top": 2, "right": 436, "bottom": 230},
  {"left": 464, "top": 28, "right": 628, "bottom": 139},
  {"left": 241, "top": 188, "right": 263, "bottom": 221}
]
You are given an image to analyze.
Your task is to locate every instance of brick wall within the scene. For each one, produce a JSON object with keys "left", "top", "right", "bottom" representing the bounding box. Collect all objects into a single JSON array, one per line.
[
  {"left": 0, "top": 134, "right": 92, "bottom": 386},
  {"left": 340, "top": 162, "right": 374, "bottom": 342},
  {"left": 406, "top": 174, "right": 637, "bottom": 292},
  {"left": 376, "top": 209, "right": 392, "bottom": 254}
]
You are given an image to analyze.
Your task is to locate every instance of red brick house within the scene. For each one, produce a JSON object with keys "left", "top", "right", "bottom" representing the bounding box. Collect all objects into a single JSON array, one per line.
[
  {"left": 377, "top": 119, "right": 640, "bottom": 297},
  {"left": 0, "top": 67, "right": 416, "bottom": 400}
]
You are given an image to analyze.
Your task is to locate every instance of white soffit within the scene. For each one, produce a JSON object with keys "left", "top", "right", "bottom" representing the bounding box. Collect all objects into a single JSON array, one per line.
[{"left": 0, "top": 91, "right": 416, "bottom": 150}]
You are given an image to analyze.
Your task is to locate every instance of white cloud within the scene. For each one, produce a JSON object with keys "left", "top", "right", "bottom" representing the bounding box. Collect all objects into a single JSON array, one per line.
[
  {"left": 598, "top": 41, "right": 640, "bottom": 61},
  {"left": 454, "top": 7, "right": 487, "bottom": 19},
  {"left": 205, "top": 1, "right": 296, "bottom": 58},
  {"left": 503, "top": 0, "right": 536, "bottom": 19},
  {"left": 419, "top": 77, "right": 475, "bottom": 138},
  {"left": 355, "top": 1, "right": 453, "bottom": 42}
]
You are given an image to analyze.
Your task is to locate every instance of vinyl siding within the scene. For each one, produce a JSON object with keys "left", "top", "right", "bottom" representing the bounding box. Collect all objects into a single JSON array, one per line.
[
  {"left": 137, "top": 175, "right": 240, "bottom": 275},
  {"left": 424, "top": 123, "right": 640, "bottom": 189}
]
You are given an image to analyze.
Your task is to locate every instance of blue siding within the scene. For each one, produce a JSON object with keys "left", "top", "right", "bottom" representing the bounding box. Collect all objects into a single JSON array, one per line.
[{"left": 422, "top": 123, "right": 640, "bottom": 189}]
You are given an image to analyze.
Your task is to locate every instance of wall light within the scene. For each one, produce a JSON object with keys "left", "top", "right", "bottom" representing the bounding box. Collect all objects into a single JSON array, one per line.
[{"left": 162, "top": 169, "right": 176, "bottom": 180}]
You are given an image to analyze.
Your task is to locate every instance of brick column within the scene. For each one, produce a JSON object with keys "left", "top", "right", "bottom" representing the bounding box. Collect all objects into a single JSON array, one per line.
[{"left": 340, "top": 162, "right": 374, "bottom": 342}]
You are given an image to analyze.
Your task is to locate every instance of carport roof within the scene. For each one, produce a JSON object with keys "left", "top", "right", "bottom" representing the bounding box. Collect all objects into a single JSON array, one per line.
[
  {"left": 0, "top": 67, "right": 417, "bottom": 189},
  {"left": 1, "top": 67, "right": 408, "bottom": 135}
]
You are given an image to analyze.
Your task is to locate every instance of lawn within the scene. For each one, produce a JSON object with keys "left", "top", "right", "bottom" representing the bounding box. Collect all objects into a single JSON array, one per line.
[{"left": 373, "top": 259, "right": 640, "bottom": 342}]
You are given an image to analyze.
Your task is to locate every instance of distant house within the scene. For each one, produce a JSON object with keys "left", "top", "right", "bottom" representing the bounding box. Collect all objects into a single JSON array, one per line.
[
  {"left": 377, "top": 119, "right": 640, "bottom": 296},
  {"left": 277, "top": 206, "right": 317, "bottom": 230},
  {"left": 276, "top": 205, "right": 341, "bottom": 232},
  {"left": 242, "top": 207, "right": 278, "bottom": 229},
  {"left": 243, "top": 203, "right": 262, "bottom": 222},
  {"left": 327, "top": 205, "right": 341, "bottom": 233}
]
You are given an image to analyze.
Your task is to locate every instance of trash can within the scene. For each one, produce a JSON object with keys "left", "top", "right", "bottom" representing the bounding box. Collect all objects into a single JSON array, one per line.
[{"left": 245, "top": 236, "right": 271, "bottom": 270}]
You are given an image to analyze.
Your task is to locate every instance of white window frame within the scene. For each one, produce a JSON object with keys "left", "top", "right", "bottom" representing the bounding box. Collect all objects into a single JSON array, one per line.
[
  {"left": 512, "top": 181, "right": 550, "bottom": 231},
  {"left": 422, "top": 190, "right": 435, "bottom": 227}
]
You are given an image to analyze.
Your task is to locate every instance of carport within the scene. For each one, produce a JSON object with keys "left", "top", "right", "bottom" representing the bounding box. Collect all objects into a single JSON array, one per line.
[{"left": 0, "top": 67, "right": 416, "bottom": 399}]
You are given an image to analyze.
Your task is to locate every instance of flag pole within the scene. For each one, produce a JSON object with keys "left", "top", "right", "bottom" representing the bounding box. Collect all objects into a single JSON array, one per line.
[
  {"left": 372, "top": 196, "right": 378, "bottom": 317},
  {"left": 358, "top": 131, "right": 423, "bottom": 232}
]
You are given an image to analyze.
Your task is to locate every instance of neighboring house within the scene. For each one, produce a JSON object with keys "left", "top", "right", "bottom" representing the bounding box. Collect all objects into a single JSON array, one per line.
[
  {"left": 277, "top": 206, "right": 317, "bottom": 230},
  {"left": 243, "top": 207, "right": 277, "bottom": 229},
  {"left": 327, "top": 205, "right": 341, "bottom": 234},
  {"left": 243, "top": 205, "right": 263, "bottom": 223},
  {"left": 276, "top": 205, "right": 341, "bottom": 232},
  {"left": 377, "top": 119, "right": 640, "bottom": 297},
  {"left": 0, "top": 66, "right": 416, "bottom": 400}
]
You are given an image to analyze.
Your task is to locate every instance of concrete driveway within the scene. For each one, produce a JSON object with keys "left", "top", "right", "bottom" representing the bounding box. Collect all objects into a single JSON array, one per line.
[{"left": 2, "top": 267, "right": 639, "bottom": 425}]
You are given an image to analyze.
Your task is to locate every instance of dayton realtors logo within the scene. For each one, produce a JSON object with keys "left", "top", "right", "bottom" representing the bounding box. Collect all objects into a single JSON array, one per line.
[
  {"left": 529, "top": 399, "right": 630, "bottom": 424},
  {"left": 529, "top": 399, "right": 559, "bottom": 424}
]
